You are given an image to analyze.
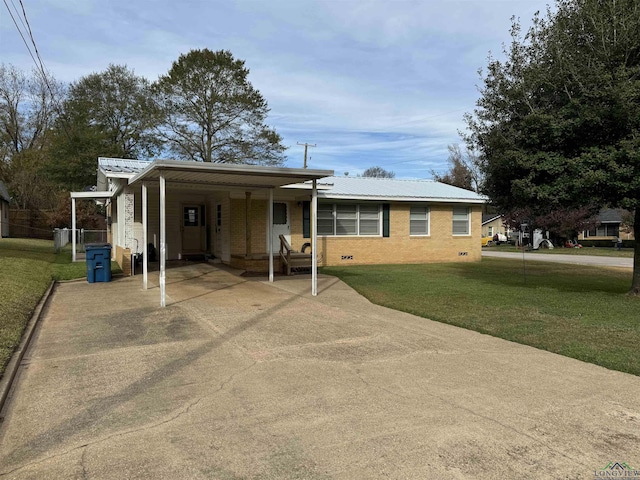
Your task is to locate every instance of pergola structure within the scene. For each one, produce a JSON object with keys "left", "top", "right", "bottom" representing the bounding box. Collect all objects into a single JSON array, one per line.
[{"left": 71, "top": 160, "right": 333, "bottom": 307}]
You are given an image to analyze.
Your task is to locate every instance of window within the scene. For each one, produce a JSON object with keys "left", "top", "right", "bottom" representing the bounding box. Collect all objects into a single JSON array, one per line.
[
  {"left": 273, "top": 202, "right": 287, "bottom": 225},
  {"left": 183, "top": 207, "right": 199, "bottom": 227},
  {"left": 488, "top": 226, "right": 493, "bottom": 237},
  {"left": 410, "top": 206, "right": 429, "bottom": 235},
  {"left": 452, "top": 207, "right": 470, "bottom": 235},
  {"left": 336, "top": 204, "right": 357, "bottom": 235},
  {"left": 587, "top": 224, "right": 619, "bottom": 237},
  {"left": 317, "top": 204, "right": 381, "bottom": 236},
  {"left": 359, "top": 205, "right": 380, "bottom": 235},
  {"left": 317, "top": 204, "right": 335, "bottom": 235}
]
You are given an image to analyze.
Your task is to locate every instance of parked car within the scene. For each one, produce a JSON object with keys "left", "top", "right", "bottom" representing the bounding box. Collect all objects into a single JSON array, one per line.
[{"left": 482, "top": 236, "right": 494, "bottom": 247}]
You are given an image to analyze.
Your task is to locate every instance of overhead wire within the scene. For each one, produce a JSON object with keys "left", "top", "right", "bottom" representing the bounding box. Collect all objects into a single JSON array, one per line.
[
  {"left": 2, "top": 0, "right": 39, "bottom": 69},
  {"left": 3, "top": 0, "right": 74, "bottom": 140}
]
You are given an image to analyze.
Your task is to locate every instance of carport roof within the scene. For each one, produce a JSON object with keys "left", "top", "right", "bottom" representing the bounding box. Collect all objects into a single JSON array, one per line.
[{"left": 127, "top": 159, "right": 333, "bottom": 189}]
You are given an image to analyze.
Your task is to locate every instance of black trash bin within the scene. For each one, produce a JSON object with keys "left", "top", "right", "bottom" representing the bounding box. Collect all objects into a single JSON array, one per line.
[{"left": 86, "top": 243, "right": 112, "bottom": 283}]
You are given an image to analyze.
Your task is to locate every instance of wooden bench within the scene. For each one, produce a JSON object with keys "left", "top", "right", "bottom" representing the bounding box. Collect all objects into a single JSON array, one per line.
[{"left": 279, "top": 234, "right": 312, "bottom": 275}]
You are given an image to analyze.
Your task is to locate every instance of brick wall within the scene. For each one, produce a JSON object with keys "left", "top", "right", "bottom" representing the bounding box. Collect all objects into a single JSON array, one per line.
[
  {"left": 289, "top": 203, "right": 482, "bottom": 266},
  {"left": 230, "top": 198, "right": 268, "bottom": 256},
  {"left": 227, "top": 199, "right": 482, "bottom": 272}
]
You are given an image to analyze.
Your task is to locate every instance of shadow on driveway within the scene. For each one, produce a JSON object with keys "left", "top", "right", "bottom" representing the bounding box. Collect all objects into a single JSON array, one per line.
[{"left": 1, "top": 263, "right": 639, "bottom": 479}]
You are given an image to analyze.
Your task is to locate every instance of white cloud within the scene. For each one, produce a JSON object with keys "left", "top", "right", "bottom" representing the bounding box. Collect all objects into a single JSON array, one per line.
[{"left": 1, "top": 0, "right": 551, "bottom": 177}]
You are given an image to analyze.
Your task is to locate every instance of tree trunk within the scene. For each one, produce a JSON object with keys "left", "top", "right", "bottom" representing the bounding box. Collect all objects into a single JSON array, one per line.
[{"left": 631, "top": 208, "right": 640, "bottom": 295}]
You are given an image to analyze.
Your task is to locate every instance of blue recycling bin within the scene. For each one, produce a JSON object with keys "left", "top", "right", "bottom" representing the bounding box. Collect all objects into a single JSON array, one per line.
[{"left": 86, "top": 243, "right": 112, "bottom": 283}]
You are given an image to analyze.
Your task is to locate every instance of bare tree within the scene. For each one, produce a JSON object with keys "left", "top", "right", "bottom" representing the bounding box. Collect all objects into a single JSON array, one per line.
[
  {"left": 431, "top": 144, "right": 482, "bottom": 192},
  {"left": 361, "top": 166, "right": 395, "bottom": 178},
  {"left": 0, "top": 64, "right": 63, "bottom": 209}
]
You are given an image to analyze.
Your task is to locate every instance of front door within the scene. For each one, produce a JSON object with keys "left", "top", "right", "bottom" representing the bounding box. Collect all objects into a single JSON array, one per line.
[
  {"left": 270, "top": 202, "right": 290, "bottom": 253},
  {"left": 182, "top": 205, "right": 205, "bottom": 253}
]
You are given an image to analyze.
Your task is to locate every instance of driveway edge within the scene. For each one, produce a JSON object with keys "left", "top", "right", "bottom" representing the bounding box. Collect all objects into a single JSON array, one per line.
[{"left": 0, "top": 280, "right": 55, "bottom": 421}]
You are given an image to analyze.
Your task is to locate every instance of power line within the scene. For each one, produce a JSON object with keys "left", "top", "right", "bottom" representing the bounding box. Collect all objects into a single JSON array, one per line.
[
  {"left": 18, "top": 0, "right": 49, "bottom": 80},
  {"left": 2, "top": 0, "right": 39, "bottom": 69},
  {"left": 3, "top": 0, "right": 73, "bottom": 140}
]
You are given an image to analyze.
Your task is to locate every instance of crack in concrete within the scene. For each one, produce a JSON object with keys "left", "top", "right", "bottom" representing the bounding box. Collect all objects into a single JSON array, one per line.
[
  {"left": 0, "top": 361, "right": 257, "bottom": 477},
  {"left": 79, "top": 446, "right": 88, "bottom": 480},
  {"left": 350, "top": 367, "right": 584, "bottom": 468}
]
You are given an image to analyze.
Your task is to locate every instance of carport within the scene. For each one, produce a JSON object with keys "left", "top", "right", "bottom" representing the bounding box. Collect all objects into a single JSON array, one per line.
[{"left": 125, "top": 160, "right": 333, "bottom": 306}]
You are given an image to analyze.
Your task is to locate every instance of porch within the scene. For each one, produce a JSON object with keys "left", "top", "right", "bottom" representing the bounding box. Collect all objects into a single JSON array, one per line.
[{"left": 72, "top": 160, "right": 333, "bottom": 306}]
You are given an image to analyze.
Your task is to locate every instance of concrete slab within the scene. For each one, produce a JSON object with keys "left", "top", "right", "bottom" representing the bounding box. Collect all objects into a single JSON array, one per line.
[{"left": 1, "top": 263, "right": 639, "bottom": 479}]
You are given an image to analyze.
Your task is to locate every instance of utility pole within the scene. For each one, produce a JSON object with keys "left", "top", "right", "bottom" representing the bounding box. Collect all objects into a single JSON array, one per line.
[{"left": 297, "top": 142, "right": 316, "bottom": 168}]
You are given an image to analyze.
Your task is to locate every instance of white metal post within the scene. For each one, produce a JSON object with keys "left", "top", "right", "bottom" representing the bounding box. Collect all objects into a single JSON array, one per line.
[
  {"left": 268, "top": 188, "right": 274, "bottom": 282},
  {"left": 160, "top": 174, "right": 166, "bottom": 307},
  {"left": 142, "top": 181, "right": 148, "bottom": 290},
  {"left": 71, "top": 197, "right": 77, "bottom": 262},
  {"left": 312, "top": 179, "right": 317, "bottom": 296}
]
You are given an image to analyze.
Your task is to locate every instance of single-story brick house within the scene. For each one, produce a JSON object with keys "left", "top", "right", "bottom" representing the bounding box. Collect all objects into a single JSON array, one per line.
[
  {"left": 71, "top": 157, "right": 485, "bottom": 305},
  {"left": 0, "top": 180, "right": 10, "bottom": 238}
]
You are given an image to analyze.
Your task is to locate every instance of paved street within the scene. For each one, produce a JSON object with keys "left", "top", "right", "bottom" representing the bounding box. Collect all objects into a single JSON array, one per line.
[{"left": 482, "top": 250, "right": 634, "bottom": 268}]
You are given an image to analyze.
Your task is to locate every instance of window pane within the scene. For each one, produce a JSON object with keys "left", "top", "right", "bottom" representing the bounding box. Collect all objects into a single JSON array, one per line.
[
  {"left": 359, "top": 205, "right": 380, "bottom": 235},
  {"left": 452, "top": 207, "right": 469, "bottom": 235},
  {"left": 336, "top": 204, "right": 357, "bottom": 235},
  {"left": 184, "top": 207, "right": 198, "bottom": 227},
  {"left": 273, "top": 203, "right": 287, "bottom": 225},
  {"left": 410, "top": 206, "right": 429, "bottom": 235},
  {"left": 317, "top": 204, "right": 334, "bottom": 235}
]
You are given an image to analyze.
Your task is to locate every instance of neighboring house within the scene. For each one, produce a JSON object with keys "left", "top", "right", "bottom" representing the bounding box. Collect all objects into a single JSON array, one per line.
[
  {"left": 0, "top": 180, "right": 10, "bottom": 238},
  {"left": 76, "top": 157, "right": 485, "bottom": 275},
  {"left": 481, "top": 214, "right": 505, "bottom": 239},
  {"left": 579, "top": 208, "right": 634, "bottom": 241}
]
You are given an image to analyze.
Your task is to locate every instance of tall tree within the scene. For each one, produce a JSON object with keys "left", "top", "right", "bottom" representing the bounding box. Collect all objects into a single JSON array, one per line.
[
  {"left": 154, "top": 49, "right": 286, "bottom": 165},
  {"left": 464, "top": 0, "right": 640, "bottom": 294},
  {"left": 431, "top": 144, "right": 481, "bottom": 191},
  {"left": 0, "top": 64, "right": 61, "bottom": 209},
  {"left": 361, "top": 166, "right": 395, "bottom": 178},
  {"left": 49, "top": 64, "right": 161, "bottom": 190}
]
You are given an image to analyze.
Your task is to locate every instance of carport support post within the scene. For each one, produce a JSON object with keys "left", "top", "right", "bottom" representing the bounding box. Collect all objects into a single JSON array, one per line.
[
  {"left": 71, "top": 197, "right": 76, "bottom": 263},
  {"left": 142, "top": 181, "right": 148, "bottom": 290},
  {"left": 312, "top": 179, "right": 317, "bottom": 296},
  {"left": 160, "top": 174, "right": 166, "bottom": 307},
  {"left": 268, "top": 188, "right": 274, "bottom": 282}
]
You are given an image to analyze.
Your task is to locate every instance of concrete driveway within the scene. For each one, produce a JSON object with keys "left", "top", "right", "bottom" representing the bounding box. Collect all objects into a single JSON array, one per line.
[{"left": 1, "top": 263, "right": 639, "bottom": 479}]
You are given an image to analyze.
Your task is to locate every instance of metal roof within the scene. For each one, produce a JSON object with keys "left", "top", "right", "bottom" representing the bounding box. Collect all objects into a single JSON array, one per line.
[
  {"left": 99, "top": 157, "right": 151, "bottom": 175},
  {"left": 316, "top": 176, "right": 486, "bottom": 203},
  {"left": 128, "top": 159, "right": 333, "bottom": 189},
  {"left": 95, "top": 158, "right": 486, "bottom": 203}
]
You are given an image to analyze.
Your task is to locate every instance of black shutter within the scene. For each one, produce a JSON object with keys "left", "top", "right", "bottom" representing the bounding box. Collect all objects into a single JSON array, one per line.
[
  {"left": 382, "top": 204, "right": 390, "bottom": 237},
  {"left": 303, "top": 201, "right": 310, "bottom": 238}
]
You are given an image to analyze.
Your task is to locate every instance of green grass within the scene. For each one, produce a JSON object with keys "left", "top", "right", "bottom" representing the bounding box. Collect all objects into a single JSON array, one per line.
[
  {"left": 0, "top": 238, "right": 121, "bottom": 377},
  {"left": 322, "top": 258, "right": 640, "bottom": 376},
  {"left": 488, "top": 244, "right": 634, "bottom": 257}
]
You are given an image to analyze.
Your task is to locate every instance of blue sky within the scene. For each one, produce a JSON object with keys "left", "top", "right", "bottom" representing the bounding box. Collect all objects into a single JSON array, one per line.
[{"left": 1, "top": 0, "right": 550, "bottom": 178}]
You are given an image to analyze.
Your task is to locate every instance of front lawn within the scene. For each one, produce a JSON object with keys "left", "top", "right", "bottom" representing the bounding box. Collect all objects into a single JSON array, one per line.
[
  {"left": 0, "top": 238, "right": 121, "bottom": 378},
  {"left": 323, "top": 258, "right": 640, "bottom": 376}
]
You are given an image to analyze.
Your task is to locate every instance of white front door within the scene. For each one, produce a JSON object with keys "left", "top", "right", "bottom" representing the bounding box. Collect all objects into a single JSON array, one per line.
[{"left": 270, "top": 202, "right": 290, "bottom": 253}]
